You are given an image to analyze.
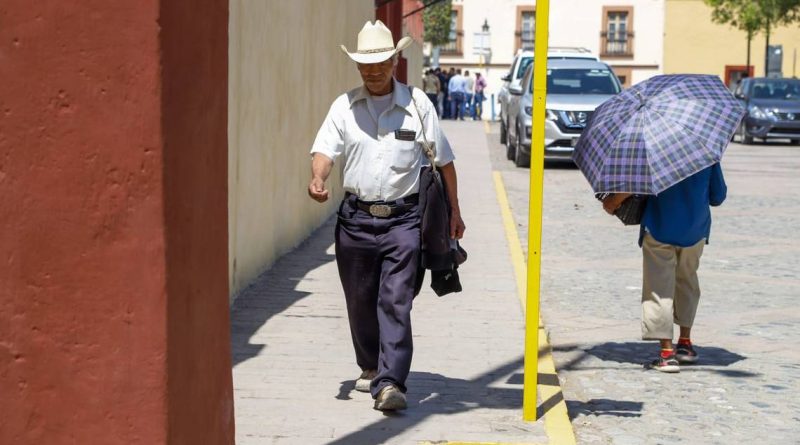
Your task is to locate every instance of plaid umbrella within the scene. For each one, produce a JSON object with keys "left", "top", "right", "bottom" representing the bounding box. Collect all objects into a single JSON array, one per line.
[{"left": 572, "top": 74, "right": 745, "bottom": 195}]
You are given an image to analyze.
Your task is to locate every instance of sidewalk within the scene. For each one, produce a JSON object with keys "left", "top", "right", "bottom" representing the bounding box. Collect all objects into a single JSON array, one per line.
[{"left": 230, "top": 120, "right": 553, "bottom": 445}]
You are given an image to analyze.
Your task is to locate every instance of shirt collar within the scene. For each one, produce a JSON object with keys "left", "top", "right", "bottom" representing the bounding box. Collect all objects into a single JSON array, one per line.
[{"left": 349, "top": 78, "right": 413, "bottom": 116}]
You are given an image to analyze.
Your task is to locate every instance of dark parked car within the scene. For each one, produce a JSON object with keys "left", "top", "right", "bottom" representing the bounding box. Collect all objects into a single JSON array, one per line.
[{"left": 734, "top": 77, "right": 800, "bottom": 145}]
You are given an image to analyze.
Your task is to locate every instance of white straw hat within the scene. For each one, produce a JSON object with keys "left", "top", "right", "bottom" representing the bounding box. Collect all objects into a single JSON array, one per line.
[{"left": 340, "top": 20, "right": 412, "bottom": 64}]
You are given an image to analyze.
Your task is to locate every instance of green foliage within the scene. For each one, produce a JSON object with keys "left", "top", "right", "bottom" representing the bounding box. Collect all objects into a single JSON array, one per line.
[
  {"left": 423, "top": 0, "right": 453, "bottom": 46},
  {"left": 704, "top": 0, "right": 800, "bottom": 34}
]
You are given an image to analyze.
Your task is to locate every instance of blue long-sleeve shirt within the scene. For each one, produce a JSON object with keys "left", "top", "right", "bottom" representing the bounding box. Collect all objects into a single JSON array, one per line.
[{"left": 639, "top": 163, "right": 727, "bottom": 247}]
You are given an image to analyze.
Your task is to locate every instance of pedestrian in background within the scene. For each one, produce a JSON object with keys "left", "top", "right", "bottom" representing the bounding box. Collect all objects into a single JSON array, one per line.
[
  {"left": 442, "top": 67, "right": 455, "bottom": 119},
  {"left": 448, "top": 68, "right": 467, "bottom": 120},
  {"left": 473, "top": 72, "right": 487, "bottom": 120},
  {"left": 602, "top": 163, "right": 727, "bottom": 373},
  {"left": 464, "top": 70, "right": 474, "bottom": 118},
  {"left": 308, "top": 20, "right": 465, "bottom": 410},
  {"left": 423, "top": 69, "right": 441, "bottom": 116}
]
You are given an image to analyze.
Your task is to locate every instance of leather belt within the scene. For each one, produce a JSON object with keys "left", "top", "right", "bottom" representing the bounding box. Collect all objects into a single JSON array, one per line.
[{"left": 354, "top": 194, "right": 418, "bottom": 218}]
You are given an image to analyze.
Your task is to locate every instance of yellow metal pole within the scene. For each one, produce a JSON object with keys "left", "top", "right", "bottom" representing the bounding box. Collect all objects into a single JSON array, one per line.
[{"left": 522, "top": 0, "right": 549, "bottom": 422}]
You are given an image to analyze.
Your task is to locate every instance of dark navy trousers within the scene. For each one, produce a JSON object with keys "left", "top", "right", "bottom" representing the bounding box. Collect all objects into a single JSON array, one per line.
[{"left": 334, "top": 195, "right": 420, "bottom": 397}]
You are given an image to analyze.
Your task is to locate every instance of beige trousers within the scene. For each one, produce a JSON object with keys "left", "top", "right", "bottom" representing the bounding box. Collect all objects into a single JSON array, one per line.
[{"left": 641, "top": 233, "right": 705, "bottom": 340}]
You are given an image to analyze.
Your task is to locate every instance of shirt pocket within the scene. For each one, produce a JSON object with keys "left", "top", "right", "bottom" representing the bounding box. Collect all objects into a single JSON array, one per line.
[{"left": 391, "top": 140, "right": 420, "bottom": 172}]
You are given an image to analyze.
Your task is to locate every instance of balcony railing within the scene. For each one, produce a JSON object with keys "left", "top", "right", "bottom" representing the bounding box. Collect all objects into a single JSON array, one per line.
[
  {"left": 600, "top": 31, "right": 634, "bottom": 57},
  {"left": 515, "top": 30, "right": 535, "bottom": 51},
  {"left": 440, "top": 30, "right": 464, "bottom": 55}
]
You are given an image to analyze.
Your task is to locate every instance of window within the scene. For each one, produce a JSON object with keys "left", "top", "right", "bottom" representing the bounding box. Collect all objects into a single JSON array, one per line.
[
  {"left": 611, "top": 67, "right": 632, "bottom": 88},
  {"left": 601, "top": 7, "right": 634, "bottom": 58},
  {"left": 515, "top": 6, "right": 535, "bottom": 52},
  {"left": 440, "top": 5, "right": 463, "bottom": 55},
  {"left": 724, "top": 65, "right": 754, "bottom": 89}
]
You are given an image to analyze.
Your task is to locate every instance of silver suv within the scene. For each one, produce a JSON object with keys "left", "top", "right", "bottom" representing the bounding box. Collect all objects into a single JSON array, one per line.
[
  {"left": 498, "top": 48, "right": 597, "bottom": 145},
  {"left": 505, "top": 59, "right": 622, "bottom": 167}
]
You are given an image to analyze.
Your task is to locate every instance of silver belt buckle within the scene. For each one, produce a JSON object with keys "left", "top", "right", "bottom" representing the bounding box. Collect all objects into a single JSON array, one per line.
[{"left": 368, "top": 204, "right": 392, "bottom": 217}]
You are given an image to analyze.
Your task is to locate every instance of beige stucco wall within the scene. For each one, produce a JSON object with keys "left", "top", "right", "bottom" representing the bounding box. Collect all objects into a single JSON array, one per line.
[
  {"left": 665, "top": 0, "right": 800, "bottom": 79},
  {"left": 228, "top": 1, "right": 373, "bottom": 299},
  {"left": 405, "top": 38, "right": 425, "bottom": 89}
]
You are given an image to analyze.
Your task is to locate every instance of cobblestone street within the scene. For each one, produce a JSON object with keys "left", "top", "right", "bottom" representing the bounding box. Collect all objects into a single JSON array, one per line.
[{"left": 487, "top": 123, "right": 800, "bottom": 444}]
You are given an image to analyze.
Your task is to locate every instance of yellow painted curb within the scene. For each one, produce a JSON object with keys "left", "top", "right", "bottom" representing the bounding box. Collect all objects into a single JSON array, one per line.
[
  {"left": 420, "top": 442, "right": 546, "bottom": 445},
  {"left": 493, "top": 171, "right": 577, "bottom": 445}
]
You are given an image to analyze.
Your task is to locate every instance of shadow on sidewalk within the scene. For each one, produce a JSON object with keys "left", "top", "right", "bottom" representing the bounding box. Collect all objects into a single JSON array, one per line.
[
  {"left": 552, "top": 341, "right": 754, "bottom": 376},
  {"left": 581, "top": 341, "right": 747, "bottom": 368},
  {"left": 326, "top": 356, "right": 548, "bottom": 445},
  {"left": 230, "top": 217, "right": 337, "bottom": 367},
  {"left": 566, "top": 399, "right": 644, "bottom": 420}
]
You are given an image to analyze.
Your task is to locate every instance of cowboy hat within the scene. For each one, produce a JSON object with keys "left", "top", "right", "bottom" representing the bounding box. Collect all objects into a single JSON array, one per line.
[{"left": 340, "top": 20, "right": 412, "bottom": 64}]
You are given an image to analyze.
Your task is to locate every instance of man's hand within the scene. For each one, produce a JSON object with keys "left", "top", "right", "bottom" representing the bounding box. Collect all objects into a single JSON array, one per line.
[
  {"left": 308, "top": 153, "right": 334, "bottom": 203},
  {"left": 308, "top": 177, "right": 329, "bottom": 203},
  {"left": 449, "top": 209, "right": 465, "bottom": 240},
  {"left": 602, "top": 193, "right": 632, "bottom": 215}
]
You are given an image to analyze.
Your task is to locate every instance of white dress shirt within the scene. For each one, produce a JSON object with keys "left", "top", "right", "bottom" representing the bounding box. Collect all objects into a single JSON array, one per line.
[{"left": 311, "top": 79, "right": 455, "bottom": 202}]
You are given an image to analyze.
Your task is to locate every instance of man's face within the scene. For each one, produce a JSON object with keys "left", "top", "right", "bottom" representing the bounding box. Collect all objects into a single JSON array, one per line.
[{"left": 357, "top": 58, "right": 395, "bottom": 95}]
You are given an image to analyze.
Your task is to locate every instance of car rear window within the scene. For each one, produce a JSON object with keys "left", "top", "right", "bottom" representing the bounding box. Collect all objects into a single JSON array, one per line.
[{"left": 531, "top": 68, "right": 621, "bottom": 95}]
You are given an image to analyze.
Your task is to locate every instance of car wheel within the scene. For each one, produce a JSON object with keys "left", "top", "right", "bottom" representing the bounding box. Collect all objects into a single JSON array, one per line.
[
  {"left": 500, "top": 116, "right": 507, "bottom": 144},
  {"left": 506, "top": 117, "right": 516, "bottom": 161},
  {"left": 739, "top": 125, "right": 753, "bottom": 145},
  {"left": 791, "top": 139, "right": 800, "bottom": 146},
  {"left": 514, "top": 122, "right": 531, "bottom": 168}
]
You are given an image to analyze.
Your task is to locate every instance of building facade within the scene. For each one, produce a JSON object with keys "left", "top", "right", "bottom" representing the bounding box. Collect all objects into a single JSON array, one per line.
[
  {"left": 664, "top": 0, "right": 800, "bottom": 87},
  {"left": 432, "top": 0, "right": 665, "bottom": 117}
]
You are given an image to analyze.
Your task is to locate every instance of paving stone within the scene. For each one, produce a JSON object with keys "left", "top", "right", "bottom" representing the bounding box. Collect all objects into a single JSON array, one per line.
[{"left": 486, "top": 123, "right": 800, "bottom": 443}]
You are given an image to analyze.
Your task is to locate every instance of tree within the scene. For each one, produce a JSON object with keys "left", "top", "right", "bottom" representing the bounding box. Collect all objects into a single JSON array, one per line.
[
  {"left": 705, "top": 0, "right": 765, "bottom": 73},
  {"left": 756, "top": 0, "right": 800, "bottom": 75},
  {"left": 705, "top": 0, "right": 800, "bottom": 76},
  {"left": 423, "top": 0, "right": 452, "bottom": 67}
]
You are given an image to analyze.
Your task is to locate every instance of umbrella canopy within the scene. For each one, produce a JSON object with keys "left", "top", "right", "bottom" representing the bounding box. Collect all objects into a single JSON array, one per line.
[{"left": 572, "top": 74, "right": 745, "bottom": 195}]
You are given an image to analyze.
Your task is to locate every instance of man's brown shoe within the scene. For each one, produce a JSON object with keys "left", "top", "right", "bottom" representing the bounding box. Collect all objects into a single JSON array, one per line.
[
  {"left": 373, "top": 384, "right": 407, "bottom": 411},
  {"left": 355, "top": 369, "right": 377, "bottom": 393}
]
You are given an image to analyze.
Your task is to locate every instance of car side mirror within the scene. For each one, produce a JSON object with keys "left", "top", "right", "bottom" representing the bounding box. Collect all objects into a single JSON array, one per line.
[
  {"left": 501, "top": 74, "right": 511, "bottom": 82},
  {"left": 509, "top": 85, "right": 523, "bottom": 96}
]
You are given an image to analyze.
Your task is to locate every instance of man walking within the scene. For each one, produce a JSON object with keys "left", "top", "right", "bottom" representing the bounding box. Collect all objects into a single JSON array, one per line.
[
  {"left": 473, "top": 72, "right": 487, "bottom": 120},
  {"left": 423, "top": 69, "right": 441, "bottom": 116},
  {"left": 602, "top": 163, "right": 727, "bottom": 372},
  {"left": 308, "top": 20, "right": 465, "bottom": 410},
  {"left": 448, "top": 68, "right": 467, "bottom": 120},
  {"left": 464, "top": 70, "right": 474, "bottom": 118}
]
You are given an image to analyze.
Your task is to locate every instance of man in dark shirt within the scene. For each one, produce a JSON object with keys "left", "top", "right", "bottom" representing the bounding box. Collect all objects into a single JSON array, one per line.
[{"left": 603, "top": 163, "right": 727, "bottom": 373}]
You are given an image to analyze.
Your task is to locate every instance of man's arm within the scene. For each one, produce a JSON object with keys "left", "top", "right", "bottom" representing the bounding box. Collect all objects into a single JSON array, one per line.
[
  {"left": 709, "top": 163, "right": 727, "bottom": 207},
  {"left": 438, "top": 162, "right": 465, "bottom": 240},
  {"left": 308, "top": 153, "right": 334, "bottom": 203},
  {"left": 602, "top": 193, "right": 632, "bottom": 215}
]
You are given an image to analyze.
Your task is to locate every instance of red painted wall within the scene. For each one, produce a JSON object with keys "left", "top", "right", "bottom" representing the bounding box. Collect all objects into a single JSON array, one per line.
[
  {"left": 377, "top": 0, "right": 408, "bottom": 83},
  {"left": 160, "top": 0, "right": 234, "bottom": 443},
  {"left": 0, "top": 1, "right": 233, "bottom": 443}
]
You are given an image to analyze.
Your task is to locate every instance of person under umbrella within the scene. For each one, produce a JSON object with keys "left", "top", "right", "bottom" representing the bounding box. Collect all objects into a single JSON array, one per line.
[{"left": 573, "top": 74, "right": 744, "bottom": 372}]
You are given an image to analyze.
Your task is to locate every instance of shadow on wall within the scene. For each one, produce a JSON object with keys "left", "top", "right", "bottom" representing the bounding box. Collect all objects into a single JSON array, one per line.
[{"left": 229, "top": 216, "right": 337, "bottom": 367}]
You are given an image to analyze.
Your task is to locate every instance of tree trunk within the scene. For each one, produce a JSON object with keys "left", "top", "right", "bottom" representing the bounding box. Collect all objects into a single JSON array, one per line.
[
  {"left": 432, "top": 46, "right": 441, "bottom": 68},
  {"left": 747, "top": 30, "right": 751, "bottom": 74}
]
